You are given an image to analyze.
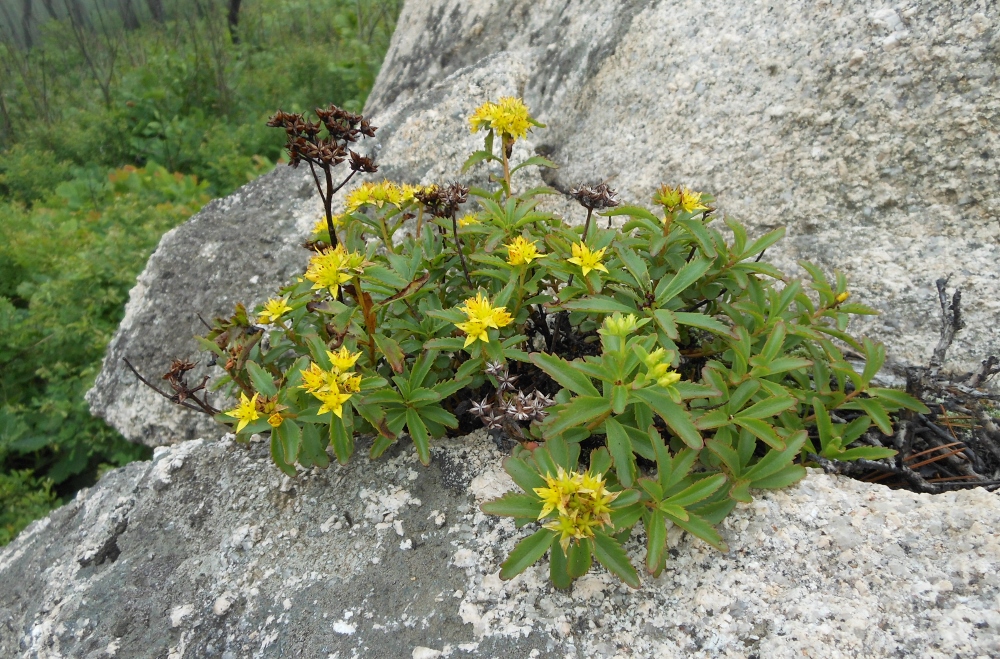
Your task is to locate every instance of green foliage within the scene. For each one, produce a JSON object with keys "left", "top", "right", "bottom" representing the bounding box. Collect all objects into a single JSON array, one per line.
[
  {"left": 0, "top": 0, "right": 402, "bottom": 544},
  {"left": 204, "top": 98, "right": 928, "bottom": 587},
  {"left": 0, "top": 469, "right": 57, "bottom": 545}
]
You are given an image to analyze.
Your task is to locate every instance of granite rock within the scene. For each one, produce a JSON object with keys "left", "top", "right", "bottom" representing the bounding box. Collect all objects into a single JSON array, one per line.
[{"left": 2, "top": 433, "right": 999, "bottom": 658}]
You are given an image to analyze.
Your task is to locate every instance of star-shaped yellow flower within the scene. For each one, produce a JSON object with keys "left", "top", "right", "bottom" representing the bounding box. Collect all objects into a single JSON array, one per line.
[
  {"left": 455, "top": 293, "right": 514, "bottom": 347},
  {"left": 303, "top": 245, "right": 364, "bottom": 298},
  {"left": 567, "top": 242, "right": 609, "bottom": 277},
  {"left": 258, "top": 297, "right": 293, "bottom": 325},
  {"left": 505, "top": 236, "right": 542, "bottom": 266},
  {"left": 317, "top": 383, "right": 353, "bottom": 418},
  {"left": 469, "top": 97, "right": 535, "bottom": 141},
  {"left": 345, "top": 180, "right": 404, "bottom": 212},
  {"left": 225, "top": 392, "right": 260, "bottom": 433},
  {"left": 326, "top": 346, "right": 362, "bottom": 373}
]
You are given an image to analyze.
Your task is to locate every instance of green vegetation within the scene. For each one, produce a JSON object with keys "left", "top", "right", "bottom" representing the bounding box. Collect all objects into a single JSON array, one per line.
[
  {"left": 200, "top": 98, "right": 926, "bottom": 587},
  {"left": 0, "top": 0, "right": 401, "bottom": 544}
]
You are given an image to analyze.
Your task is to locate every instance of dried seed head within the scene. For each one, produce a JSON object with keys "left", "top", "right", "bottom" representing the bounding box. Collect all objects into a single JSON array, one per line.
[
  {"left": 569, "top": 182, "right": 619, "bottom": 211},
  {"left": 485, "top": 361, "right": 505, "bottom": 376},
  {"left": 469, "top": 397, "right": 492, "bottom": 418},
  {"left": 348, "top": 150, "right": 378, "bottom": 173},
  {"left": 496, "top": 372, "right": 519, "bottom": 391},
  {"left": 415, "top": 182, "right": 469, "bottom": 218}
]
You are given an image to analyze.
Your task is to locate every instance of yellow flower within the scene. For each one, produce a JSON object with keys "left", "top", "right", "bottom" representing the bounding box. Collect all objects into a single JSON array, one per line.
[
  {"left": 653, "top": 184, "right": 708, "bottom": 214},
  {"left": 225, "top": 392, "right": 260, "bottom": 433},
  {"left": 642, "top": 348, "right": 682, "bottom": 388},
  {"left": 505, "top": 236, "right": 542, "bottom": 266},
  {"left": 258, "top": 297, "right": 293, "bottom": 325},
  {"left": 534, "top": 467, "right": 619, "bottom": 551},
  {"left": 342, "top": 373, "right": 363, "bottom": 393},
  {"left": 300, "top": 362, "right": 331, "bottom": 395},
  {"left": 312, "top": 213, "right": 348, "bottom": 235},
  {"left": 567, "top": 242, "right": 609, "bottom": 277},
  {"left": 317, "top": 383, "right": 353, "bottom": 418},
  {"left": 454, "top": 292, "right": 514, "bottom": 348},
  {"left": 457, "top": 213, "right": 479, "bottom": 228},
  {"left": 679, "top": 187, "right": 708, "bottom": 213},
  {"left": 303, "top": 245, "right": 364, "bottom": 298},
  {"left": 401, "top": 183, "right": 436, "bottom": 206},
  {"left": 326, "top": 346, "right": 362, "bottom": 374},
  {"left": 267, "top": 412, "right": 284, "bottom": 428},
  {"left": 345, "top": 180, "right": 404, "bottom": 212},
  {"left": 836, "top": 291, "right": 850, "bottom": 303},
  {"left": 469, "top": 97, "right": 534, "bottom": 141}
]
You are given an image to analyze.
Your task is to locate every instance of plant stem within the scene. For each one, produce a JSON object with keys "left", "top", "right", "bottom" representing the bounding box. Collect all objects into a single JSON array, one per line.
[
  {"left": 452, "top": 214, "right": 472, "bottom": 286},
  {"left": 502, "top": 140, "right": 512, "bottom": 197}
]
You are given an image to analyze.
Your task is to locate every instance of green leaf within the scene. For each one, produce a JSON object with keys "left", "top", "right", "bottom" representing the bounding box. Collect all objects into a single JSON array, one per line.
[
  {"left": 663, "top": 473, "right": 727, "bottom": 508},
  {"left": 652, "top": 309, "right": 679, "bottom": 340},
  {"left": 406, "top": 408, "right": 431, "bottom": 465},
  {"left": 632, "top": 389, "right": 703, "bottom": 449},
  {"left": 562, "top": 296, "right": 637, "bottom": 315},
  {"left": 510, "top": 155, "right": 558, "bottom": 173},
  {"left": 504, "top": 456, "right": 546, "bottom": 492},
  {"left": 834, "top": 446, "right": 898, "bottom": 461},
  {"left": 549, "top": 541, "right": 572, "bottom": 590},
  {"left": 614, "top": 245, "right": 651, "bottom": 291},
  {"left": 733, "top": 418, "right": 785, "bottom": 450},
  {"left": 270, "top": 434, "right": 297, "bottom": 476},
  {"left": 593, "top": 530, "right": 640, "bottom": 588},
  {"left": 668, "top": 512, "right": 728, "bottom": 553},
  {"left": 674, "top": 312, "right": 730, "bottom": 335},
  {"left": 735, "top": 397, "right": 797, "bottom": 420},
  {"left": 749, "top": 464, "right": 807, "bottom": 489},
  {"left": 740, "top": 227, "right": 786, "bottom": 261},
  {"left": 645, "top": 510, "right": 668, "bottom": 575},
  {"left": 611, "top": 385, "right": 629, "bottom": 414},
  {"left": 500, "top": 529, "right": 554, "bottom": 580},
  {"left": 589, "top": 447, "right": 613, "bottom": 476},
  {"left": 374, "top": 334, "right": 406, "bottom": 374},
  {"left": 654, "top": 257, "right": 712, "bottom": 306},
  {"left": 603, "top": 204, "right": 661, "bottom": 224},
  {"left": 530, "top": 352, "right": 601, "bottom": 397},
  {"left": 605, "top": 418, "right": 637, "bottom": 487},
  {"left": 276, "top": 420, "right": 301, "bottom": 464},
  {"left": 543, "top": 397, "right": 611, "bottom": 437},
  {"left": 300, "top": 421, "right": 331, "bottom": 469},
  {"left": 744, "top": 430, "right": 807, "bottom": 482},
  {"left": 245, "top": 360, "right": 277, "bottom": 397},
  {"left": 431, "top": 376, "right": 472, "bottom": 399},
  {"left": 868, "top": 388, "right": 930, "bottom": 414},
  {"left": 463, "top": 149, "right": 500, "bottom": 172},
  {"left": 567, "top": 538, "right": 594, "bottom": 578},
  {"left": 406, "top": 387, "right": 443, "bottom": 407},
  {"left": 481, "top": 493, "right": 544, "bottom": 519},
  {"left": 330, "top": 416, "right": 354, "bottom": 465},
  {"left": 848, "top": 398, "right": 894, "bottom": 435}
]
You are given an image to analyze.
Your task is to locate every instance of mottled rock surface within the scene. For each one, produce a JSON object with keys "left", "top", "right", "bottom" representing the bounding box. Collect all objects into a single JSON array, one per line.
[
  {"left": 85, "top": 166, "right": 320, "bottom": 446},
  {"left": 89, "top": 0, "right": 998, "bottom": 445},
  {"left": 1, "top": 433, "right": 999, "bottom": 658},
  {"left": 368, "top": 0, "right": 999, "bottom": 379}
]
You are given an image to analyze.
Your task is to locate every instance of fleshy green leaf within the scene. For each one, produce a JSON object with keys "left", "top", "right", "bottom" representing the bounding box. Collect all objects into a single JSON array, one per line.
[
  {"left": 593, "top": 530, "right": 640, "bottom": 588},
  {"left": 530, "top": 352, "right": 601, "bottom": 397},
  {"left": 500, "top": 529, "right": 555, "bottom": 580}
]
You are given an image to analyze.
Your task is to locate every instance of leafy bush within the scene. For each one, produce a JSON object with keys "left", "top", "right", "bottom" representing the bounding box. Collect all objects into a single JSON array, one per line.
[
  {"left": 0, "top": 0, "right": 401, "bottom": 545},
  {"left": 193, "top": 98, "right": 928, "bottom": 587}
]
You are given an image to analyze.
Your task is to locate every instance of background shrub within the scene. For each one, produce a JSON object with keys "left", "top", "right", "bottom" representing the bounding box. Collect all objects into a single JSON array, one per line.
[{"left": 0, "top": 0, "right": 402, "bottom": 544}]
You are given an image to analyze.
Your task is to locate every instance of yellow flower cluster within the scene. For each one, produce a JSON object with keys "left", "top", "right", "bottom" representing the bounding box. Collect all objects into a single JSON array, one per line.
[
  {"left": 567, "top": 242, "right": 608, "bottom": 277},
  {"left": 505, "top": 236, "right": 542, "bottom": 266},
  {"left": 299, "top": 347, "right": 363, "bottom": 418},
  {"left": 454, "top": 292, "right": 513, "bottom": 348},
  {"left": 469, "top": 96, "right": 533, "bottom": 141},
  {"left": 534, "top": 467, "right": 619, "bottom": 550},
  {"left": 258, "top": 297, "right": 293, "bottom": 325},
  {"left": 225, "top": 392, "right": 260, "bottom": 433},
  {"left": 345, "top": 181, "right": 435, "bottom": 213},
  {"left": 653, "top": 184, "right": 708, "bottom": 214},
  {"left": 643, "top": 348, "right": 682, "bottom": 388},
  {"left": 311, "top": 213, "right": 348, "bottom": 236},
  {"left": 457, "top": 213, "right": 479, "bottom": 228},
  {"left": 303, "top": 245, "right": 366, "bottom": 298}
]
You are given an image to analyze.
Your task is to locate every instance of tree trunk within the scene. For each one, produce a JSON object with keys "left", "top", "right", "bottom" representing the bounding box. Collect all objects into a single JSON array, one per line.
[
  {"left": 227, "top": 0, "right": 242, "bottom": 44},
  {"left": 119, "top": 0, "right": 140, "bottom": 30},
  {"left": 145, "top": 0, "right": 164, "bottom": 23},
  {"left": 41, "top": 0, "right": 58, "bottom": 20},
  {"left": 22, "top": 0, "right": 34, "bottom": 49}
]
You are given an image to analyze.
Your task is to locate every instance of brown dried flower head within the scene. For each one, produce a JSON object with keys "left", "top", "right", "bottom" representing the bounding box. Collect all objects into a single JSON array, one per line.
[{"left": 569, "top": 182, "right": 620, "bottom": 211}]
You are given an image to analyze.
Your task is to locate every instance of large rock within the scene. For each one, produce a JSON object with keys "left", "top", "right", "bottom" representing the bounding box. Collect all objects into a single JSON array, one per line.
[
  {"left": 85, "top": 166, "right": 321, "bottom": 445},
  {"left": 89, "top": 0, "right": 998, "bottom": 446},
  {"left": 367, "top": 0, "right": 1000, "bottom": 376},
  {"left": 2, "top": 433, "right": 999, "bottom": 658}
]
